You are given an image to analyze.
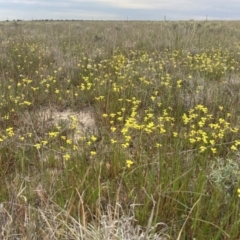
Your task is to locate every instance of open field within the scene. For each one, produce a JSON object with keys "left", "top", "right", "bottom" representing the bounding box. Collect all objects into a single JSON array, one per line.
[{"left": 0, "top": 20, "right": 240, "bottom": 239}]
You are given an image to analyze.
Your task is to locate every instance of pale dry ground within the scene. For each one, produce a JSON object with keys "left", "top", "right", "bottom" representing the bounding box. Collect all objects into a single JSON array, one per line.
[
  {"left": 36, "top": 107, "right": 98, "bottom": 141},
  {"left": 14, "top": 106, "right": 99, "bottom": 167}
]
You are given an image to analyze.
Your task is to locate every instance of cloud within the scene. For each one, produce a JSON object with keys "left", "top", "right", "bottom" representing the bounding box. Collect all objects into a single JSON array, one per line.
[
  {"left": 71, "top": 0, "right": 240, "bottom": 12},
  {"left": 0, "top": 0, "right": 239, "bottom": 20}
]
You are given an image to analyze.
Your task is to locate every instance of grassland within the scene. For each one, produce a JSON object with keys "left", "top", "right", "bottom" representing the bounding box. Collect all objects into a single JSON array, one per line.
[{"left": 0, "top": 20, "right": 240, "bottom": 239}]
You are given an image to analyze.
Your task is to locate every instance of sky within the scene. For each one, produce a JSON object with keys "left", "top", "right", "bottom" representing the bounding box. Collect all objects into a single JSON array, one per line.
[{"left": 0, "top": 0, "right": 239, "bottom": 21}]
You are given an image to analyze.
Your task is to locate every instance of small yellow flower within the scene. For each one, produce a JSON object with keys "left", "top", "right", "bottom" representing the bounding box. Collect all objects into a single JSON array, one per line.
[
  {"left": 156, "top": 143, "right": 162, "bottom": 148},
  {"left": 41, "top": 140, "right": 48, "bottom": 146},
  {"left": 48, "top": 131, "right": 59, "bottom": 138},
  {"left": 126, "top": 160, "right": 134, "bottom": 168},
  {"left": 63, "top": 153, "right": 71, "bottom": 161},
  {"left": 61, "top": 136, "right": 66, "bottom": 140},
  {"left": 122, "top": 143, "right": 129, "bottom": 148},
  {"left": 209, "top": 139, "right": 215, "bottom": 145},
  {"left": 91, "top": 135, "right": 97, "bottom": 142},
  {"left": 34, "top": 143, "right": 41, "bottom": 150},
  {"left": 231, "top": 145, "right": 237, "bottom": 151},
  {"left": 111, "top": 139, "right": 117, "bottom": 144},
  {"left": 199, "top": 146, "right": 206, "bottom": 153},
  {"left": 235, "top": 140, "right": 240, "bottom": 146},
  {"left": 6, "top": 127, "right": 14, "bottom": 137},
  {"left": 90, "top": 151, "right": 96, "bottom": 156},
  {"left": 173, "top": 132, "right": 178, "bottom": 137},
  {"left": 211, "top": 148, "right": 217, "bottom": 154},
  {"left": 177, "top": 79, "right": 182, "bottom": 88},
  {"left": 238, "top": 188, "right": 240, "bottom": 197},
  {"left": 27, "top": 132, "right": 32, "bottom": 138},
  {"left": 230, "top": 128, "right": 238, "bottom": 133},
  {"left": 151, "top": 96, "right": 156, "bottom": 101},
  {"left": 111, "top": 127, "right": 116, "bottom": 132},
  {"left": 73, "top": 145, "right": 78, "bottom": 150}
]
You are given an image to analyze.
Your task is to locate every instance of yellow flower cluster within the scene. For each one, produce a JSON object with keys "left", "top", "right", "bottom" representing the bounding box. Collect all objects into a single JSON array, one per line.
[
  {"left": 183, "top": 48, "right": 237, "bottom": 79},
  {"left": 182, "top": 104, "right": 238, "bottom": 153}
]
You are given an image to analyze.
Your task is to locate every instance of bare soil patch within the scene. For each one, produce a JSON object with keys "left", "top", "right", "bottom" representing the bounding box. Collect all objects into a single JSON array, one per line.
[{"left": 36, "top": 106, "right": 97, "bottom": 140}]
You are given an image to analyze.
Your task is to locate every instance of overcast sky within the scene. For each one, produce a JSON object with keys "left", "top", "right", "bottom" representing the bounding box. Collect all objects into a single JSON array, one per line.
[{"left": 0, "top": 0, "right": 239, "bottom": 21}]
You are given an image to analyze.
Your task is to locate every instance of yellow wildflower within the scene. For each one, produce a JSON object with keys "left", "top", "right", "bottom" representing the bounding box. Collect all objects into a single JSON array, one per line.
[
  {"left": 126, "top": 160, "right": 134, "bottom": 168},
  {"left": 238, "top": 189, "right": 240, "bottom": 197}
]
